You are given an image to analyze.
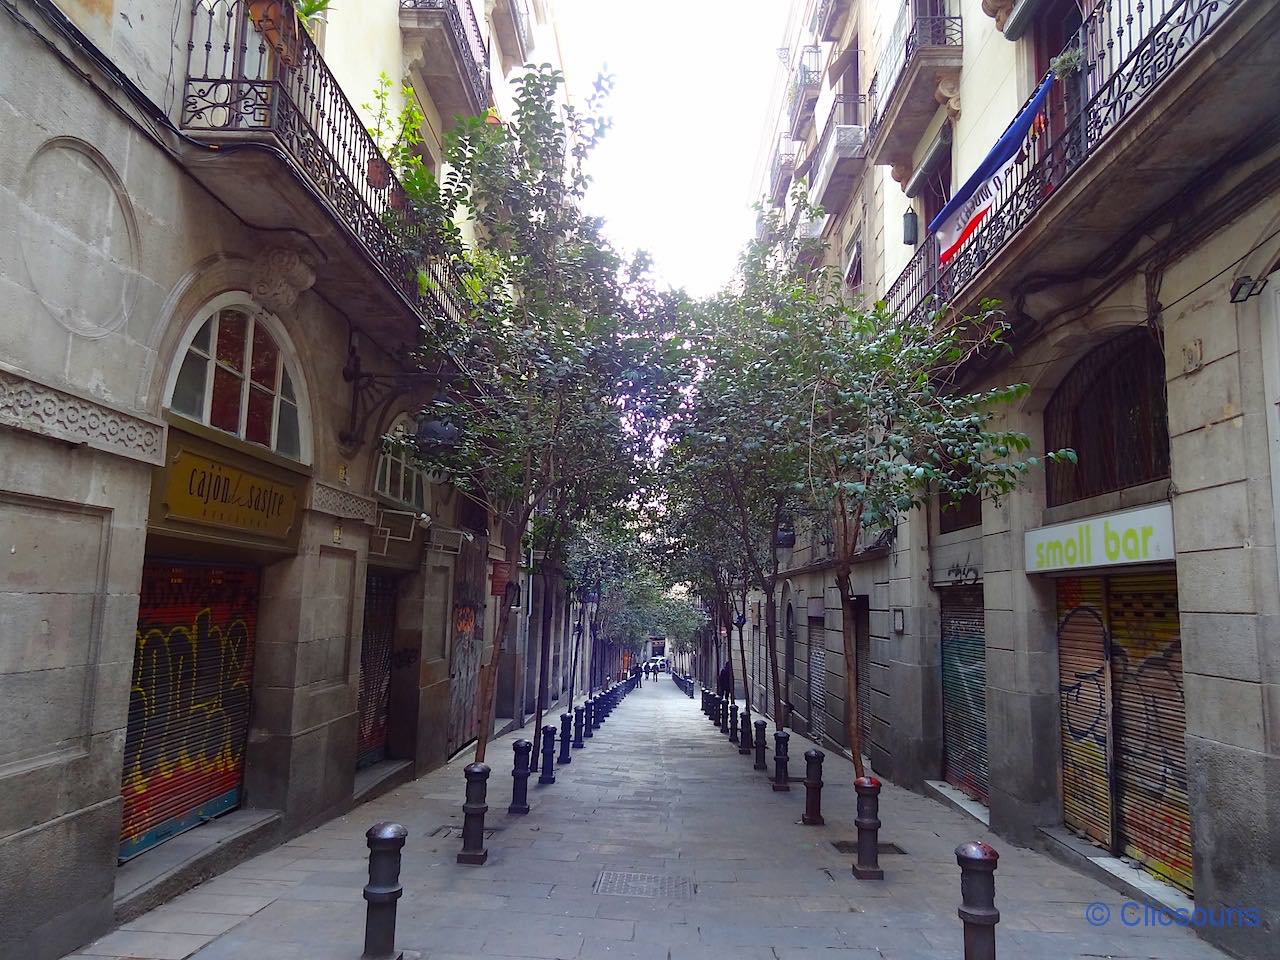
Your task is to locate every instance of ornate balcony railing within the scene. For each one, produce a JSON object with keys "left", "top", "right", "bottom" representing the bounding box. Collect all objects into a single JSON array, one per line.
[
  {"left": 400, "top": 0, "right": 491, "bottom": 110},
  {"left": 512, "top": 0, "right": 532, "bottom": 55},
  {"left": 788, "top": 45, "right": 823, "bottom": 137},
  {"left": 817, "top": 0, "right": 852, "bottom": 40},
  {"left": 866, "top": 8, "right": 962, "bottom": 145},
  {"left": 808, "top": 94, "right": 868, "bottom": 207},
  {"left": 811, "top": 95, "right": 865, "bottom": 171},
  {"left": 884, "top": 0, "right": 1237, "bottom": 323},
  {"left": 770, "top": 140, "right": 797, "bottom": 205},
  {"left": 182, "top": 0, "right": 466, "bottom": 328}
]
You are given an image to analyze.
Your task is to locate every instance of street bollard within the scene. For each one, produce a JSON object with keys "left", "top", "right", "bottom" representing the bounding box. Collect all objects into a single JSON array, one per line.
[
  {"left": 457, "top": 763, "right": 490, "bottom": 865},
  {"left": 729, "top": 702, "right": 739, "bottom": 744},
  {"left": 558, "top": 713, "right": 573, "bottom": 764},
  {"left": 700, "top": 688, "right": 707, "bottom": 716},
  {"left": 956, "top": 841, "right": 1000, "bottom": 960},
  {"left": 687, "top": 679, "right": 695, "bottom": 699},
  {"left": 508, "top": 740, "right": 532, "bottom": 815},
  {"left": 538, "top": 725, "right": 556, "bottom": 784},
  {"left": 802, "top": 749, "right": 825, "bottom": 825},
  {"left": 739, "top": 711, "right": 753, "bottom": 755},
  {"left": 585, "top": 698, "right": 595, "bottom": 737},
  {"left": 753, "top": 719, "right": 768, "bottom": 770},
  {"left": 573, "top": 705, "right": 585, "bottom": 748},
  {"left": 362, "top": 822, "right": 407, "bottom": 960},
  {"left": 720, "top": 697, "right": 731, "bottom": 735},
  {"left": 852, "top": 776, "right": 884, "bottom": 880},
  {"left": 712, "top": 694, "right": 723, "bottom": 727},
  {"left": 772, "top": 730, "right": 791, "bottom": 791}
]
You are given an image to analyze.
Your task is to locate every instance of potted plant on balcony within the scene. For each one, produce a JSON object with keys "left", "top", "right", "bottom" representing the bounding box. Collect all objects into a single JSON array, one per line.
[
  {"left": 247, "top": 0, "right": 305, "bottom": 67},
  {"left": 366, "top": 156, "right": 392, "bottom": 190}
]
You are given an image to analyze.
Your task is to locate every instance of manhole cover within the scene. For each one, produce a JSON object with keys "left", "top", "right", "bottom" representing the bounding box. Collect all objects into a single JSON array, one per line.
[
  {"left": 429, "top": 825, "right": 497, "bottom": 839},
  {"left": 831, "top": 840, "right": 907, "bottom": 855},
  {"left": 593, "top": 871, "right": 694, "bottom": 899}
]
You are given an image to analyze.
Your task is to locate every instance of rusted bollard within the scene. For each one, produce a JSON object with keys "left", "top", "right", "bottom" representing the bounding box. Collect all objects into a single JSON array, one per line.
[
  {"left": 573, "top": 705, "right": 585, "bottom": 748},
  {"left": 852, "top": 776, "right": 884, "bottom": 880},
  {"left": 508, "top": 740, "right": 531, "bottom": 815},
  {"left": 729, "top": 701, "right": 739, "bottom": 744},
  {"left": 457, "top": 763, "right": 490, "bottom": 865},
  {"left": 772, "top": 730, "right": 791, "bottom": 791},
  {"left": 739, "top": 710, "right": 753, "bottom": 755},
  {"left": 802, "top": 749, "right": 825, "bottom": 825},
  {"left": 558, "top": 713, "right": 573, "bottom": 764},
  {"left": 753, "top": 719, "right": 768, "bottom": 770},
  {"left": 362, "top": 822, "right": 407, "bottom": 959},
  {"left": 538, "top": 725, "right": 556, "bottom": 784},
  {"left": 956, "top": 841, "right": 1000, "bottom": 960}
]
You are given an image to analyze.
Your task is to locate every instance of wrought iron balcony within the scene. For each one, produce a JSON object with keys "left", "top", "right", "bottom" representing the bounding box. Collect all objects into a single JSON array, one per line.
[
  {"left": 788, "top": 46, "right": 823, "bottom": 140},
  {"left": 808, "top": 95, "right": 867, "bottom": 213},
  {"left": 400, "top": 0, "right": 492, "bottom": 120},
  {"left": 817, "top": 0, "right": 853, "bottom": 41},
  {"left": 883, "top": 0, "right": 1262, "bottom": 326},
  {"left": 865, "top": 3, "right": 962, "bottom": 176},
  {"left": 492, "top": 0, "right": 533, "bottom": 67},
  {"left": 770, "top": 138, "right": 797, "bottom": 206},
  {"left": 181, "top": 0, "right": 466, "bottom": 342}
]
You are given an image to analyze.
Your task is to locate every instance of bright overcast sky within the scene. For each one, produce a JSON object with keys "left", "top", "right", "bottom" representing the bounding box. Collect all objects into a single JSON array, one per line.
[{"left": 553, "top": 0, "right": 790, "bottom": 298}]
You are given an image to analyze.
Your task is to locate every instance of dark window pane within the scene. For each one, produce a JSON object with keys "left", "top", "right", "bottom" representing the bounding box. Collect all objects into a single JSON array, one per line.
[
  {"left": 172, "top": 352, "right": 207, "bottom": 418},
  {"left": 190, "top": 317, "right": 213, "bottom": 355},
  {"left": 939, "top": 491, "right": 983, "bottom": 533},
  {"left": 250, "top": 322, "right": 280, "bottom": 388},
  {"left": 210, "top": 366, "right": 243, "bottom": 433},
  {"left": 281, "top": 367, "right": 296, "bottom": 402},
  {"left": 245, "top": 386, "right": 274, "bottom": 447},
  {"left": 216, "top": 309, "right": 248, "bottom": 370},
  {"left": 277, "top": 402, "right": 300, "bottom": 459}
]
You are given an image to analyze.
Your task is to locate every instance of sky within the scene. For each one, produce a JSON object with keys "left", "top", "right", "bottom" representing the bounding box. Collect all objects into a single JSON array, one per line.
[{"left": 552, "top": 0, "right": 791, "bottom": 298}]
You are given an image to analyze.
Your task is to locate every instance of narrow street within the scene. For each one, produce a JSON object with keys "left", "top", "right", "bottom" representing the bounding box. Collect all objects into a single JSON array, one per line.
[{"left": 69, "top": 679, "right": 1227, "bottom": 960}]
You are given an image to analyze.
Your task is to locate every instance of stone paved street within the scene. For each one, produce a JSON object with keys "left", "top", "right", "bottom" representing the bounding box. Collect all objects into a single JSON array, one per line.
[{"left": 67, "top": 679, "right": 1230, "bottom": 960}]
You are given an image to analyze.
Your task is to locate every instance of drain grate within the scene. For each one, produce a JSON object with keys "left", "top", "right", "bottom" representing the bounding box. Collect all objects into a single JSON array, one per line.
[
  {"left": 429, "top": 825, "right": 497, "bottom": 840},
  {"left": 831, "top": 840, "right": 907, "bottom": 855},
  {"left": 593, "top": 871, "right": 694, "bottom": 899}
]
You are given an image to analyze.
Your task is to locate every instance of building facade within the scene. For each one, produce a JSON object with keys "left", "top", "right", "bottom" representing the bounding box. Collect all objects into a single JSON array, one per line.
[
  {"left": 747, "top": 1, "right": 1280, "bottom": 956},
  {"left": 0, "top": 1, "right": 592, "bottom": 957}
]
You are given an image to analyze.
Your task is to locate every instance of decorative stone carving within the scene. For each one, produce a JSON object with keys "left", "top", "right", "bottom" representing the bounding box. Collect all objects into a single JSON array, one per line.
[
  {"left": 0, "top": 367, "right": 164, "bottom": 464},
  {"left": 308, "top": 481, "right": 378, "bottom": 524},
  {"left": 982, "top": 0, "right": 1015, "bottom": 30},
  {"left": 251, "top": 247, "right": 316, "bottom": 314},
  {"left": 935, "top": 74, "right": 961, "bottom": 123}
]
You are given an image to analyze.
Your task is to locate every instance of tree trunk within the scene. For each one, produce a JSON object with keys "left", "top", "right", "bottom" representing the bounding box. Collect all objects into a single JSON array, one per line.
[
  {"left": 764, "top": 588, "right": 784, "bottom": 729},
  {"left": 531, "top": 563, "right": 556, "bottom": 770},
  {"left": 835, "top": 570, "right": 866, "bottom": 779},
  {"left": 736, "top": 622, "right": 751, "bottom": 718},
  {"left": 567, "top": 605, "right": 583, "bottom": 710}
]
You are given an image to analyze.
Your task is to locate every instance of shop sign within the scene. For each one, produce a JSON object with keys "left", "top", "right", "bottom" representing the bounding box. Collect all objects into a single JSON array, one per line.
[
  {"left": 1024, "top": 503, "right": 1174, "bottom": 573},
  {"left": 164, "top": 450, "right": 298, "bottom": 540},
  {"left": 490, "top": 560, "right": 512, "bottom": 597}
]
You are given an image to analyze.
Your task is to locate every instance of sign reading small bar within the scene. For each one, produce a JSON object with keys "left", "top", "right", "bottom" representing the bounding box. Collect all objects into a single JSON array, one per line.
[{"left": 1024, "top": 503, "right": 1174, "bottom": 573}]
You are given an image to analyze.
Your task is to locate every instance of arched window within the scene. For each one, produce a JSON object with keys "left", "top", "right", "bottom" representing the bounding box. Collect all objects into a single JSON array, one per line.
[
  {"left": 1044, "top": 326, "right": 1169, "bottom": 506},
  {"left": 167, "top": 296, "right": 309, "bottom": 462},
  {"left": 374, "top": 415, "right": 430, "bottom": 510}
]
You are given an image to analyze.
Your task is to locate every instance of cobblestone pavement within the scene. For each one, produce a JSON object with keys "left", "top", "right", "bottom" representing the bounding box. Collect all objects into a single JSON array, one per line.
[{"left": 68, "top": 678, "right": 1230, "bottom": 960}]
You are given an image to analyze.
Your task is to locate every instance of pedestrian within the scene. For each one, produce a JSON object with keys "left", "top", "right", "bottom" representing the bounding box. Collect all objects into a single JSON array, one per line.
[
  {"left": 643, "top": 662, "right": 650, "bottom": 680},
  {"left": 717, "top": 659, "right": 733, "bottom": 699}
]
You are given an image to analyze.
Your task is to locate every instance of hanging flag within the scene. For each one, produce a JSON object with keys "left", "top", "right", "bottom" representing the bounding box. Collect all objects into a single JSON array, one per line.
[{"left": 929, "top": 75, "right": 1056, "bottom": 265}]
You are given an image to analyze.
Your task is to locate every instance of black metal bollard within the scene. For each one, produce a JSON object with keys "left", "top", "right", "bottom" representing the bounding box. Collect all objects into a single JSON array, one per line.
[
  {"left": 720, "top": 697, "right": 731, "bottom": 735},
  {"left": 687, "top": 679, "right": 695, "bottom": 699},
  {"left": 538, "top": 725, "right": 556, "bottom": 784},
  {"left": 712, "top": 694, "right": 722, "bottom": 727},
  {"left": 701, "top": 689, "right": 709, "bottom": 717},
  {"left": 558, "top": 713, "right": 573, "bottom": 764},
  {"left": 457, "top": 763, "right": 490, "bottom": 866},
  {"left": 508, "top": 740, "right": 532, "bottom": 815},
  {"left": 956, "top": 841, "right": 1000, "bottom": 960},
  {"left": 362, "top": 822, "right": 407, "bottom": 960},
  {"left": 739, "top": 711, "right": 753, "bottom": 755},
  {"left": 729, "top": 702, "right": 739, "bottom": 744},
  {"left": 771, "top": 730, "right": 791, "bottom": 791},
  {"left": 802, "top": 749, "right": 825, "bottom": 825},
  {"left": 753, "top": 719, "right": 768, "bottom": 770},
  {"left": 852, "top": 776, "right": 884, "bottom": 880},
  {"left": 573, "top": 705, "right": 585, "bottom": 748}
]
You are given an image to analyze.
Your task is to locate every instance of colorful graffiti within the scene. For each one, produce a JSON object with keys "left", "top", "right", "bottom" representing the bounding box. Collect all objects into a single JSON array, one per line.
[{"left": 448, "top": 603, "right": 481, "bottom": 750}]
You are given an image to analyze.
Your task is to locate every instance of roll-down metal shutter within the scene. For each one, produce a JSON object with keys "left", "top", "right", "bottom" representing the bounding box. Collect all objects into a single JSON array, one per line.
[
  {"left": 1056, "top": 576, "right": 1113, "bottom": 847},
  {"left": 357, "top": 571, "right": 399, "bottom": 769},
  {"left": 120, "top": 562, "right": 259, "bottom": 860},
  {"left": 856, "top": 626, "right": 871, "bottom": 759},
  {"left": 941, "top": 585, "right": 988, "bottom": 802},
  {"left": 807, "top": 618, "right": 827, "bottom": 738},
  {"left": 1108, "top": 573, "right": 1191, "bottom": 892}
]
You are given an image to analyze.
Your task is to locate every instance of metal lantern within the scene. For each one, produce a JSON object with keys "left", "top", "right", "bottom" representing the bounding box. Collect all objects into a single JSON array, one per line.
[{"left": 903, "top": 208, "right": 919, "bottom": 246}]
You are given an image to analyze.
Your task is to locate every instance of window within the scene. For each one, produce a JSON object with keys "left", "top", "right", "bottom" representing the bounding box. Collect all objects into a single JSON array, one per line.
[
  {"left": 375, "top": 417, "right": 429, "bottom": 510},
  {"left": 921, "top": 149, "right": 953, "bottom": 227},
  {"left": 939, "top": 489, "right": 983, "bottom": 533},
  {"left": 1044, "top": 327, "right": 1170, "bottom": 506},
  {"left": 169, "top": 301, "right": 305, "bottom": 460}
]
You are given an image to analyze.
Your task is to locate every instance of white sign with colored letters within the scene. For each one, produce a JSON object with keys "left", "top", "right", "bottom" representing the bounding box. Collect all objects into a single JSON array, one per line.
[{"left": 1024, "top": 503, "right": 1175, "bottom": 573}]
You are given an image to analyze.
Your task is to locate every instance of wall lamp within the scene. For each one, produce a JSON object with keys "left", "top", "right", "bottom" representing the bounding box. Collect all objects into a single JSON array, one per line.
[
  {"left": 903, "top": 209, "right": 919, "bottom": 247},
  {"left": 1229, "top": 275, "right": 1268, "bottom": 303}
]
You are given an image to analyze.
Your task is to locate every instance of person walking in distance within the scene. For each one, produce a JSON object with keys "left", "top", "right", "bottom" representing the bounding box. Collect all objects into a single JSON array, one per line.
[{"left": 717, "top": 659, "right": 733, "bottom": 700}]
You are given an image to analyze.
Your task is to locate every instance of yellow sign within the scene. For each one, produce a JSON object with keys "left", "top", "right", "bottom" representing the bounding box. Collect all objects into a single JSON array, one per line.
[
  {"left": 1024, "top": 503, "right": 1174, "bottom": 573},
  {"left": 164, "top": 450, "right": 298, "bottom": 540}
]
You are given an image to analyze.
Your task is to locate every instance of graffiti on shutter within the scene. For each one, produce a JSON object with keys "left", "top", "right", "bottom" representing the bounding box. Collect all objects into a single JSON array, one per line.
[
  {"left": 120, "top": 563, "right": 259, "bottom": 860},
  {"left": 448, "top": 536, "right": 487, "bottom": 753},
  {"left": 808, "top": 619, "right": 826, "bottom": 738},
  {"left": 356, "top": 572, "right": 399, "bottom": 769},
  {"left": 940, "top": 585, "right": 988, "bottom": 803},
  {"left": 1057, "top": 577, "right": 1113, "bottom": 847},
  {"left": 1108, "top": 573, "right": 1191, "bottom": 892},
  {"left": 856, "top": 625, "right": 871, "bottom": 759}
]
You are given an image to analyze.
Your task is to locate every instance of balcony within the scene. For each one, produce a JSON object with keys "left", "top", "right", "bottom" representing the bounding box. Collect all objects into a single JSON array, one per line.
[
  {"left": 400, "top": 0, "right": 492, "bottom": 121},
  {"left": 788, "top": 46, "right": 822, "bottom": 140},
  {"left": 492, "top": 0, "right": 533, "bottom": 69},
  {"left": 818, "top": 0, "right": 853, "bottom": 41},
  {"left": 808, "top": 95, "right": 867, "bottom": 214},
  {"left": 884, "top": 0, "right": 1279, "bottom": 326},
  {"left": 865, "top": 3, "right": 962, "bottom": 179},
  {"left": 180, "top": 0, "right": 466, "bottom": 350},
  {"left": 770, "top": 138, "right": 797, "bottom": 206}
]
